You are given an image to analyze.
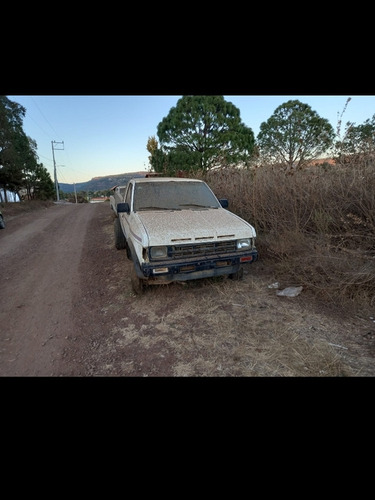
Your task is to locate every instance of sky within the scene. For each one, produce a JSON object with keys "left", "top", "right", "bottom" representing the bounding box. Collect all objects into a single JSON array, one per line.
[{"left": 5, "top": 94, "right": 375, "bottom": 184}]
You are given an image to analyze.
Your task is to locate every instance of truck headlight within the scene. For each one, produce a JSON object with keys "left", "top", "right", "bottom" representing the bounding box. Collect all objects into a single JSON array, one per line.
[
  {"left": 150, "top": 246, "right": 168, "bottom": 259},
  {"left": 237, "top": 238, "right": 251, "bottom": 249}
]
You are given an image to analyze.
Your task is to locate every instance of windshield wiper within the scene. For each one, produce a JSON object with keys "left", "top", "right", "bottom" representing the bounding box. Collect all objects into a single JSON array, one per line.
[
  {"left": 137, "top": 206, "right": 180, "bottom": 211},
  {"left": 179, "top": 204, "right": 216, "bottom": 208}
]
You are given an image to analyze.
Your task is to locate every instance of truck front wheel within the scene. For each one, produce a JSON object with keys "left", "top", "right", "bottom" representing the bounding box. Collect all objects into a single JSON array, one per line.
[
  {"left": 114, "top": 217, "right": 126, "bottom": 250},
  {"left": 228, "top": 267, "right": 244, "bottom": 280},
  {"left": 131, "top": 266, "right": 146, "bottom": 295}
]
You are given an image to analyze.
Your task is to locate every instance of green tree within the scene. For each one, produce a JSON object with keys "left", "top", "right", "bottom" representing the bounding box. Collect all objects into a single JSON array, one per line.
[
  {"left": 146, "top": 136, "right": 159, "bottom": 171},
  {"left": 257, "top": 99, "right": 335, "bottom": 169},
  {"left": 0, "top": 96, "right": 55, "bottom": 202},
  {"left": 23, "top": 162, "right": 55, "bottom": 200},
  {"left": 153, "top": 95, "right": 256, "bottom": 175},
  {"left": 335, "top": 114, "right": 375, "bottom": 157},
  {"left": 0, "top": 95, "right": 27, "bottom": 200}
]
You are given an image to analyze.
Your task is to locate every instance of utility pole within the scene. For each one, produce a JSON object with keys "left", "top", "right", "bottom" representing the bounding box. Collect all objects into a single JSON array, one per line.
[
  {"left": 74, "top": 183, "right": 78, "bottom": 204},
  {"left": 51, "top": 140, "right": 64, "bottom": 201}
]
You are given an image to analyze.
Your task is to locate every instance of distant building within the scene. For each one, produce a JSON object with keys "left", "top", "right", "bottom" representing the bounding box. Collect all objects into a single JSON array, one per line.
[
  {"left": 90, "top": 197, "right": 109, "bottom": 203},
  {"left": 0, "top": 188, "right": 20, "bottom": 202}
]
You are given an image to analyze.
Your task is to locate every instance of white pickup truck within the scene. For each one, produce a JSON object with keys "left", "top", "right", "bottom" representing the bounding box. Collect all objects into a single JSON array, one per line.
[{"left": 113, "top": 176, "right": 258, "bottom": 294}]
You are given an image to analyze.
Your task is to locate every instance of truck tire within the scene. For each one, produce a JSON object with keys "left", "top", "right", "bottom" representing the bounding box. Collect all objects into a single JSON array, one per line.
[
  {"left": 131, "top": 266, "right": 146, "bottom": 295},
  {"left": 114, "top": 217, "right": 126, "bottom": 250},
  {"left": 228, "top": 267, "right": 244, "bottom": 280}
]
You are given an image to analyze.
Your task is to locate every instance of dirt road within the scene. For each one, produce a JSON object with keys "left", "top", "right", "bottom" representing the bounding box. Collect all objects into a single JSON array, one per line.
[
  {"left": 1, "top": 201, "right": 374, "bottom": 377},
  {"left": 0, "top": 203, "right": 93, "bottom": 375}
]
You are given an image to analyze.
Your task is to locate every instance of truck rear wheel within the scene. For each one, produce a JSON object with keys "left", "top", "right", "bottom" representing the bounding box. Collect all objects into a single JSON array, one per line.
[{"left": 114, "top": 217, "right": 126, "bottom": 250}]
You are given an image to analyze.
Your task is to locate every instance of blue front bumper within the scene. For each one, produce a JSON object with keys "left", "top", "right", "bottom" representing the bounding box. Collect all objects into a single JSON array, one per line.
[{"left": 140, "top": 250, "right": 258, "bottom": 282}]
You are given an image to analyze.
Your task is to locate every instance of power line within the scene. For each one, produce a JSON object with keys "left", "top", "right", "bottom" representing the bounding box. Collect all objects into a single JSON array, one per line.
[{"left": 31, "top": 96, "right": 62, "bottom": 140}]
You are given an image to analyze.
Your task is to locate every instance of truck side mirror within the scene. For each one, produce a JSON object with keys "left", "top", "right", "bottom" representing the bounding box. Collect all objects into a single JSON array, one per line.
[
  {"left": 219, "top": 199, "right": 228, "bottom": 208},
  {"left": 117, "top": 202, "right": 130, "bottom": 214}
]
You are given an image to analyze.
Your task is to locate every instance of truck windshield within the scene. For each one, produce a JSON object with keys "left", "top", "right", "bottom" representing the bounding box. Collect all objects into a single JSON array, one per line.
[{"left": 134, "top": 181, "right": 221, "bottom": 211}]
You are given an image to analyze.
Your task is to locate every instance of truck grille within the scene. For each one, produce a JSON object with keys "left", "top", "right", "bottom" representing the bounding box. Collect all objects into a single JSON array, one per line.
[{"left": 170, "top": 240, "right": 237, "bottom": 258}]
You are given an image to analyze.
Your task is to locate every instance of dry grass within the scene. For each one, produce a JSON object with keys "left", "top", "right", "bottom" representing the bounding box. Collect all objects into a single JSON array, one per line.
[
  {"left": 202, "top": 159, "right": 375, "bottom": 315},
  {"left": 1, "top": 199, "right": 55, "bottom": 219},
  {"left": 102, "top": 274, "right": 361, "bottom": 377}
]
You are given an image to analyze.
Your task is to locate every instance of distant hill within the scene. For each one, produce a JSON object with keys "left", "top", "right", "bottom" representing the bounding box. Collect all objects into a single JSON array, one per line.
[{"left": 59, "top": 172, "right": 146, "bottom": 193}]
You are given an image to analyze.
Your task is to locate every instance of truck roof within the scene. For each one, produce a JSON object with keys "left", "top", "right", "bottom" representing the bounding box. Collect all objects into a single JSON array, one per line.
[{"left": 131, "top": 177, "right": 204, "bottom": 184}]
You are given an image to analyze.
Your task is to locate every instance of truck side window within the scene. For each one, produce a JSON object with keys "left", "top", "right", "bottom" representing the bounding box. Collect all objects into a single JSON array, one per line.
[{"left": 125, "top": 184, "right": 133, "bottom": 208}]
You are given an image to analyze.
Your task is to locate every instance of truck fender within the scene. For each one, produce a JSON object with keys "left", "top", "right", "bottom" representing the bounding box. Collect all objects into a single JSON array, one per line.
[{"left": 126, "top": 238, "right": 144, "bottom": 278}]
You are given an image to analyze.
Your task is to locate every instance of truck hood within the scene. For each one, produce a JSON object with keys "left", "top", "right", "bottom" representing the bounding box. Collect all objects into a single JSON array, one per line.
[{"left": 134, "top": 208, "right": 256, "bottom": 247}]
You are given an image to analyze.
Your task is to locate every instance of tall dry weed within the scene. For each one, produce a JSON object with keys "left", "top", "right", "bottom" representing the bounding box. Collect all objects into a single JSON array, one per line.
[{"left": 201, "top": 160, "right": 375, "bottom": 312}]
